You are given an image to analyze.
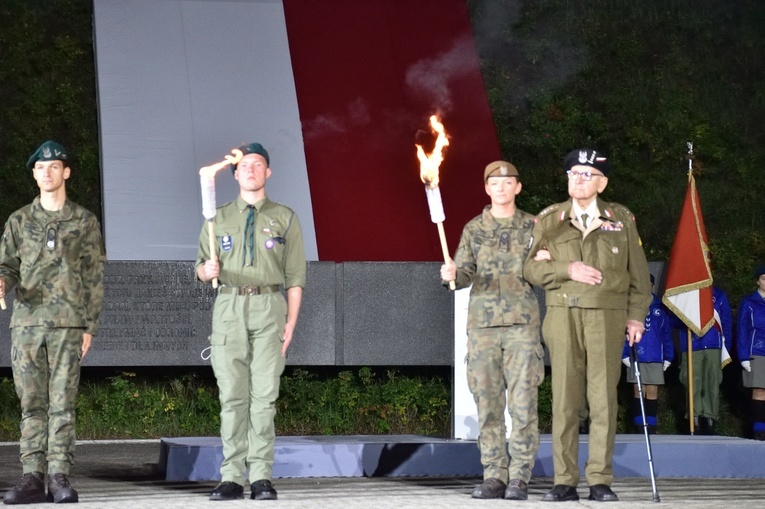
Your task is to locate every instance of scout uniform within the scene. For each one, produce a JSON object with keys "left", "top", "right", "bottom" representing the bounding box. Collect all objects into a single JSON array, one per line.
[
  {"left": 0, "top": 141, "right": 105, "bottom": 504},
  {"left": 676, "top": 286, "right": 732, "bottom": 434},
  {"left": 450, "top": 161, "right": 544, "bottom": 500},
  {"left": 737, "top": 265, "right": 765, "bottom": 439},
  {"left": 524, "top": 190, "right": 651, "bottom": 490},
  {"left": 196, "top": 162, "right": 306, "bottom": 492},
  {"left": 622, "top": 289, "right": 674, "bottom": 431}
]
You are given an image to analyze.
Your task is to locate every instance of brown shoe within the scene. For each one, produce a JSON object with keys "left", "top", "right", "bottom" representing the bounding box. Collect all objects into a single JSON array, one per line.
[
  {"left": 47, "top": 473, "right": 79, "bottom": 503},
  {"left": 504, "top": 479, "right": 528, "bottom": 500},
  {"left": 471, "top": 478, "right": 506, "bottom": 499},
  {"left": 3, "top": 472, "right": 46, "bottom": 505}
]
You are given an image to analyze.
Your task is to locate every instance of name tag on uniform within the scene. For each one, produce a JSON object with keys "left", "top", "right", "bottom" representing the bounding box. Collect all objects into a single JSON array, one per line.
[{"left": 221, "top": 235, "right": 233, "bottom": 251}]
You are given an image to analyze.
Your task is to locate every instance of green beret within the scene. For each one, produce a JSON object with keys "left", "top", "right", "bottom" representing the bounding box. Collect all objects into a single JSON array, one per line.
[
  {"left": 231, "top": 142, "right": 270, "bottom": 174},
  {"left": 27, "top": 140, "right": 68, "bottom": 170}
]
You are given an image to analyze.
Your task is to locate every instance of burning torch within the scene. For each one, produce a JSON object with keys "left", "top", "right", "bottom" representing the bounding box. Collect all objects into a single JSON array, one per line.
[
  {"left": 199, "top": 148, "right": 243, "bottom": 288},
  {"left": 416, "top": 115, "right": 455, "bottom": 290}
]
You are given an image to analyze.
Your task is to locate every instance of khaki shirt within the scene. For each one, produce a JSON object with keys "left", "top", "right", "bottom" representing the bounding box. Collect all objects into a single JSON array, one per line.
[
  {"left": 523, "top": 198, "right": 651, "bottom": 323},
  {"left": 0, "top": 197, "right": 105, "bottom": 334},
  {"left": 196, "top": 195, "right": 306, "bottom": 289},
  {"left": 453, "top": 205, "right": 540, "bottom": 329}
]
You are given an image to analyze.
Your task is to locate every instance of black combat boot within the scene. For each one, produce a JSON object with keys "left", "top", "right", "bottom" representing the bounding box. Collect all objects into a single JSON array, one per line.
[
  {"left": 3, "top": 472, "right": 46, "bottom": 504},
  {"left": 250, "top": 479, "right": 277, "bottom": 500},
  {"left": 471, "top": 478, "right": 506, "bottom": 499},
  {"left": 47, "top": 473, "right": 78, "bottom": 503}
]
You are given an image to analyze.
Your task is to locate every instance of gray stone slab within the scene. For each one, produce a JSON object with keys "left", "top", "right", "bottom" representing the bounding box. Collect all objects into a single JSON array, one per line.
[
  {"left": 289, "top": 261, "right": 336, "bottom": 365},
  {"left": 341, "top": 262, "right": 453, "bottom": 366}
]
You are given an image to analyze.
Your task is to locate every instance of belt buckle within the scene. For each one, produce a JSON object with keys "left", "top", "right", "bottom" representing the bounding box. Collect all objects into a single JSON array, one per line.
[{"left": 243, "top": 286, "right": 257, "bottom": 295}]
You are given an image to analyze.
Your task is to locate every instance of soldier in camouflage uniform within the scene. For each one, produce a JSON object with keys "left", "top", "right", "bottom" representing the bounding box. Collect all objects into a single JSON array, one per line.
[
  {"left": 523, "top": 149, "right": 651, "bottom": 503},
  {"left": 196, "top": 143, "right": 306, "bottom": 502},
  {"left": 0, "top": 140, "right": 105, "bottom": 504},
  {"left": 441, "top": 161, "right": 544, "bottom": 501}
]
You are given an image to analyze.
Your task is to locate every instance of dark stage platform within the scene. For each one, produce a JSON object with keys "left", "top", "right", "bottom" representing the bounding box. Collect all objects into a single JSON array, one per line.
[{"left": 159, "top": 434, "right": 765, "bottom": 481}]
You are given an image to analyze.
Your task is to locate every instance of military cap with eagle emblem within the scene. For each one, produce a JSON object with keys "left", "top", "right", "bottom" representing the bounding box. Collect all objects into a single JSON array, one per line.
[
  {"left": 563, "top": 149, "right": 612, "bottom": 175},
  {"left": 26, "top": 140, "right": 68, "bottom": 170},
  {"left": 483, "top": 160, "right": 519, "bottom": 182}
]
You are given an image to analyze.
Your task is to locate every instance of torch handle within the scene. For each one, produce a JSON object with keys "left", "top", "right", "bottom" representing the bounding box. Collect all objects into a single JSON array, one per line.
[
  {"left": 437, "top": 222, "right": 456, "bottom": 290},
  {"left": 0, "top": 297, "right": 5, "bottom": 311},
  {"left": 208, "top": 220, "right": 218, "bottom": 289}
]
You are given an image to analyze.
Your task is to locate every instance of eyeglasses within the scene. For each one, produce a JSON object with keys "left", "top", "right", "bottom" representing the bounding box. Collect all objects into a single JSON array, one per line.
[{"left": 567, "top": 170, "right": 604, "bottom": 181}]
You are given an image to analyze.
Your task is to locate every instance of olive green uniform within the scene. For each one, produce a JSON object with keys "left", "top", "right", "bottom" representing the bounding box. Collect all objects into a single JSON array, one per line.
[
  {"left": 0, "top": 197, "right": 105, "bottom": 475},
  {"left": 196, "top": 195, "right": 306, "bottom": 486},
  {"left": 523, "top": 198, "right": 650, "bottom": 487},
  {"left": 452, "top": 206, "right": 544, "bottom": 484}
]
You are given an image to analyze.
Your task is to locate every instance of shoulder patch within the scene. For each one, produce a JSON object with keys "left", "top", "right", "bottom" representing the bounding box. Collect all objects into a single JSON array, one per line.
[
  {"left": 536, "top": 203, "right": 561, "bottom": 218},
  {"left": 610, "top": 203, "right": 636, "bottom": 221}
]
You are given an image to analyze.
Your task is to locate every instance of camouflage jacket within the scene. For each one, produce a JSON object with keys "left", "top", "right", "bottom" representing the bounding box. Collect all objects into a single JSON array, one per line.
[
  {"left": 522, "top": 198, "right": 651, "bottom": 323},
  {"left": 452, "top": 205, "right": 540, "bottom": 329},
  {"left": 0, "top": 197, "right": 105, "bottom": 334}
]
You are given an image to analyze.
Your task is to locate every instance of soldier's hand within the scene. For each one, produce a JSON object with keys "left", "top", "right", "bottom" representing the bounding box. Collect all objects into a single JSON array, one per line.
[
  {"left": 0, "top": 278, "right": 5, "bottom": 299},
  {"left": 625, "top": 319, "right": 645, "bottom": 346},
  {"left": 440, "top": 259, "right": 456, "bottom": 282},
  {"left": 534, "top": 249, "right": 552, "bottom": 261},
  {"left": 82, "top": 333, "right": 93, "bottom": 359},
  {"left": 203, "top": 259, "right": 220, "bottom": 282},
  {"left": 281, "top": 322, "right": 296, "bottom": 357},
  {"left": 568, "top": 261, "right": 602, "bottom": 285}
]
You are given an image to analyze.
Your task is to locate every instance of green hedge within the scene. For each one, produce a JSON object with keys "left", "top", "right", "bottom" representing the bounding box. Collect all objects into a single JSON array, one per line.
[{"left": 0, "top": 367, "right": 747, "bottom": 440}]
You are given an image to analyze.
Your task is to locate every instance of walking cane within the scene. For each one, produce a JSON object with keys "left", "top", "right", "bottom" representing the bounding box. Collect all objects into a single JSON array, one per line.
[{"left": 632, "top": 346, "right": 661, "bottom": 503}]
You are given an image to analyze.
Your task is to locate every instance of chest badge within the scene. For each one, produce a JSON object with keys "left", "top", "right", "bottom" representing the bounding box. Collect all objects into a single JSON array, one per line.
[
  {"left": 46, "top": 228, "right": 56, "bottom": 250},
  {"left": 612, "top": 246, "right": 619, "bottom": 254},
  {"left": 221, "top": 235, "right": 233, "bottom": 252}
]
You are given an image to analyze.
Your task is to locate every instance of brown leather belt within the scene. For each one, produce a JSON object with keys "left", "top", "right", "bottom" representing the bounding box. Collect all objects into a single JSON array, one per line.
[{"left": 219, "top": 285, "right": 281, "bottom": 296}]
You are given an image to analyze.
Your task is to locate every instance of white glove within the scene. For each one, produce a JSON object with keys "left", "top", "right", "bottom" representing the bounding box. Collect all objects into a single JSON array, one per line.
[
  {"left": 742, "top": 360, "right": 752, "bottom": 372},
  {"left": 663, "top": 360, "right": 671, "bottom": 371},
  {"left": 622, "top": 357, "right": 631, "bottom": 368}
]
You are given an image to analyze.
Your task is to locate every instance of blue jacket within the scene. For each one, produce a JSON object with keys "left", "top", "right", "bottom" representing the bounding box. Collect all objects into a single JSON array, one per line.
[
  {"left": 737, "top": 291, "right": 765, "bottom": 362},
  {"left": 623, "top": 294, "right": 674, "bottom": 363},
  {"left": 674, "top": 287, "right": 733, "bottom": 353}
]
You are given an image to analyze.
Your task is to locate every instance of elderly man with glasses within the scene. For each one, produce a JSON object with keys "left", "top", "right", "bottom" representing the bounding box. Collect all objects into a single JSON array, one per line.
[{"left": 523, "top": 149, "right": 652, "bottom": 502}]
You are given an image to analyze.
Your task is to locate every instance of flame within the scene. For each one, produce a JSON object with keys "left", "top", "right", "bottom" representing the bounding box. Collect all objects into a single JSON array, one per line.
[
  {"left": 199, "top": 148, "right": 244, "bottom": 178},
  {"left": 416, "top": 115, "right": 449, "bottom": 189}
]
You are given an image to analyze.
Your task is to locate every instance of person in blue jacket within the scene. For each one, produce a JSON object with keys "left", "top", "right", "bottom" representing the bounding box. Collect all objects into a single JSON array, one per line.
[
  {"left": 737, "top": 264, "right": 765, "bottom": 440},
  {"left": 675, "top": 286, "right": 733, "bottom": 435},
  {"left": 622, "top": 274, "right": 674, "bottom": 434}
]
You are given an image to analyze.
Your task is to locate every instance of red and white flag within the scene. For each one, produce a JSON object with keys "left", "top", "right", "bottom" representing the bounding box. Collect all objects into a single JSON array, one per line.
[{"left": 662, "top": 172, "right": 715, "bottom": 336}]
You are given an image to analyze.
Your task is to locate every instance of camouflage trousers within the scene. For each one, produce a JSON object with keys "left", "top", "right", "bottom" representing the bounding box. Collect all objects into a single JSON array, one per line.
[
  {"left": 209, "top": 292, "right": 286, "bottom": 486},
  {"left": 11, "top": 326, "right": 83, "bottom": 475},
  {"left": 466, "top": 325, "right": 545, "bottom": 483}
]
